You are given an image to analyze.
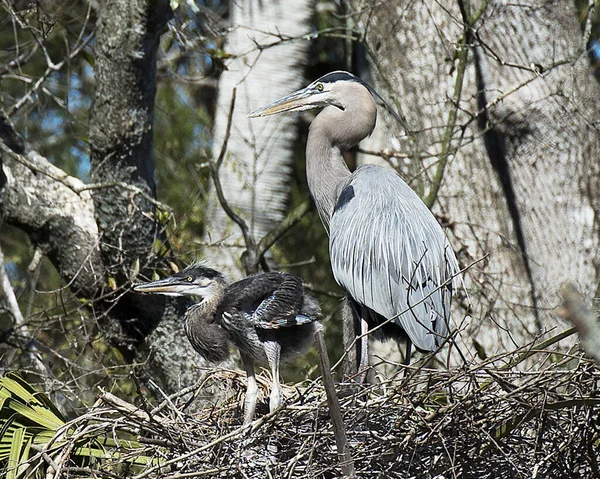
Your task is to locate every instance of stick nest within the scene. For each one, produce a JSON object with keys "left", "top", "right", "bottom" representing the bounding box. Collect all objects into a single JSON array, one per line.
[{"left": 55, "top": 339, "right": 599, "bottom": 479}]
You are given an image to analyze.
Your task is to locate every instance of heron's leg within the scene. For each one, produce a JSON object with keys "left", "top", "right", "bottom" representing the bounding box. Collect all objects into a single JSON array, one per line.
[
  {"left": 241, "top": 354, "right": 258, "bottom": 425},
  {"left": 358, "top": 316, "right": 369, "bottom": 383},
  {"left": 341, "top": 298, "right": 358, "bottom": 379},
  {"left": 404, "top": 339, "right": 412, "bottom": 366},
  {"left": 264, "top": 341, "right": 282, "bottom": 413}
]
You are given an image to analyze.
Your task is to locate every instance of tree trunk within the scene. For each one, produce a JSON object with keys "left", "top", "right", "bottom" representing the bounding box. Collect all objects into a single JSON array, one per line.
[
  {"left": 89, "top": 0, "right": 168, "bottom": 280},
  {"left": 203, "top": 0, "right": 314, "bottom": 276},
  {"left": 0, "top": 116, "right": 103, "bottom": 298},
  {"left": 349, "top": 0, "right": 600, "bottom": 361}
]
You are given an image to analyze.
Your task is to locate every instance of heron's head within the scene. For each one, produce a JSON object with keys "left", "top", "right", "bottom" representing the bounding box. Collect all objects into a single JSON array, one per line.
[
  {"left": 134, "top": 263, "right": 226, "bottom": 300},
  {"left": 247, "top": 71, "right": 376, "bottom": 118}
]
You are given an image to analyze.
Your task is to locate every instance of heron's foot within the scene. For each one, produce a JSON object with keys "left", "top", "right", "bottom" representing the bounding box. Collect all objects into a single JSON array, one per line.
[
  {"left": 269, "top": 387, "right": 282, "bottom": 413},
  {"left": 243, "top": 394, "right": 258, "bottom": 425}
]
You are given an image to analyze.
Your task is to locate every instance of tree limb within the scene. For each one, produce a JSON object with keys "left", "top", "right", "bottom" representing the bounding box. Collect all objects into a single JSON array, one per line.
[
  {"left": 0, "top": 141, "right": 104, "bottom": 297},
  {"left": 208, "top": 88, "right": 255, "bottom": 253},
  {"left": 0, "top": 243, "right": 47, "bottom": 376},
  {"left": 255, "top": 199, "right": 311, "bottom": 260},
  {"left": 423, "top": 0, "right": 482, "bottom": 208}
]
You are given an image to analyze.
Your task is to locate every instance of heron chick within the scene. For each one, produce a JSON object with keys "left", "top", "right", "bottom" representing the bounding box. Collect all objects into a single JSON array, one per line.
[
  {"left": 134, "top": 263, "right": 321, "bottom": 424},
  {"left": 249, "top": 71, "right": 460, "bottom": 376}
]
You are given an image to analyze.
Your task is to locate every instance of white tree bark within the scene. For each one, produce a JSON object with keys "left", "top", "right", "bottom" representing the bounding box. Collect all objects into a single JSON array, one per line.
[
  {"left": 350, "top": 0, "right": 600, "bottom": 362},
  {"left": 203, "top": 0, "right": 314, "bottom": 275}
]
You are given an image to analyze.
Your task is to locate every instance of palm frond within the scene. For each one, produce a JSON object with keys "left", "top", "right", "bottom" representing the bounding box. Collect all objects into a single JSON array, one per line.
[{"left": 0, "top": 374, "right": 161, "bottom": 478}]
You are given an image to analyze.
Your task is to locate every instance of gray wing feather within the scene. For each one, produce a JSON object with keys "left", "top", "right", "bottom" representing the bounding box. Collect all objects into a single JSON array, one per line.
[{"left": 330, "top": 165, "right": 459, "bottom": 351}]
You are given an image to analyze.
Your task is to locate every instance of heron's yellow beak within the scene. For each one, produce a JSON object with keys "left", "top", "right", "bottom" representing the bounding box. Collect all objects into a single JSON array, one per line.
[{"left": 247, "top": 87, "right": 318, "bottom": 118}]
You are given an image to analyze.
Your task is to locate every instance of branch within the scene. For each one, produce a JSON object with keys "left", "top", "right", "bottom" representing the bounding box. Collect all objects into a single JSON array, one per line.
[
  {"left": 423, "top": 0, "right": 483, "bottom": 208},
  {"left": 0, "top": 243, "right": 47, "bottom": 376},
  {"left": 314, "top": 325, "right": 355, "bottom": 478},
  {"left": 78, "top": 182, "right": 173, "bottom": 213},
  {"left": 255, "top": 199, "right": 311, "bottom": 261},
  {"left": 208, "top": 88, "right": 255, "bottom": 254},
  {"left": 5, "top": 27, "right": 95, "bottom": 116},
  {"left": 208, "top": 88, "right": 307, "bottom": 275},
  {"left": 0, "top": 144, "right": 166, "bottom": 214},
  {"left": 0, "top": 141, "right": 104, "bottom": 297}
]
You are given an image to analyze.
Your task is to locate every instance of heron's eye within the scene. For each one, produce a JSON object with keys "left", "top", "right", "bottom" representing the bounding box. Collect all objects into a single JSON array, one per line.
[
  {"left": 316, "top": 83, "right": 324, "bottom": 92},
  {"left": 186, "top": 276, "right": 194, "bottom": 282}
]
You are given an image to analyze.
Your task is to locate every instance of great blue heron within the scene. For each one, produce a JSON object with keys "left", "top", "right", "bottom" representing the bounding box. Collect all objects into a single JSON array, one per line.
[
  {"left": 134, "top": 263, "right": 321, "bottom": 424},
  {"left": 249, "top": 71, "right": 459, "bottom": 375}
]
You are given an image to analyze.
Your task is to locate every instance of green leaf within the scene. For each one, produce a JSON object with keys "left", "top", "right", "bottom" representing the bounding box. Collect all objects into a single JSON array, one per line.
[
  {"left": 17, "top": 435, "right": 33, "bottom": 477},
  {"left": 9, "top": 400, "right": 64, "bottom": 430},
  {"left": 1, "top": 375, "right": 37, "bottom": 403},
  {"left": 472, "top": 339, "right": 488, "bottom": 360},
  {"left": 6, "top": 426, "right": 25, "bottom": 479},
  {"left": 0, "top": 374, "right": 166, "bottom": 474}
]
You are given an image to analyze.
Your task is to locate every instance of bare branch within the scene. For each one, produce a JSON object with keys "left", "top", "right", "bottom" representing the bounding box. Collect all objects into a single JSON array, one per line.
[
  {"left": 209, "top": 88, "right": 252, "bottom": 244},
  {"left": 423, "top": 0, "right": 476, "bottom": 209},
  {"left": 314, "top": 326, "right": 355, "bottom": 477},
  {"left": 0, "top": 243, "right": 47, "bottom": 376},
  {"left": 255, "top": 200, "right": 311, "bottom": 261}
]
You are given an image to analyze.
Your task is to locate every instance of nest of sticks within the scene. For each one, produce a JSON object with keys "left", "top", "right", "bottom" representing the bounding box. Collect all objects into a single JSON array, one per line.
[{"left": 50, "top": 333, "right": 600, "bottom": 479}]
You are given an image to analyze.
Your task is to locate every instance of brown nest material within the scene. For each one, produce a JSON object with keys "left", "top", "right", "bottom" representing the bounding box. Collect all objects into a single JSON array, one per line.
[{"left": 51, "top": 337, "right": 600, "bottom": 479}]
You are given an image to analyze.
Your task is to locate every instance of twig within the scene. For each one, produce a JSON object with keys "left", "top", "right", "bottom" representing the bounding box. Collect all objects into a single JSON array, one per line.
[
  {"left": 209, "top": 89, "right": 312, "bottom": 273},
  {"left": 255, "top": 199, "right": 311, "bottom": 260},
  {"left": 0, "top": 243, "right": 25, "bottom": 326},
  {"left": 423, "top": 0, "right": 482, "bottom": 208},
  {"left": 208, "top": 89, "right": 257, "bottom": 262},
  {"left": 78, "top": 182, "right": 173, "bottom": 213},
  {"left": 499, "top": 327, "right": 577, "bottom": 372},
  {"left": 314, "top": 326, "right": 355, "bottom": 478},
  {"left": 99, "top": 390, "right": 168, "bottom": 426},
  {"left": 0, "top": 243, "right": 47, "bottom": 376},
  {"left": 131, "top": 403, "right": 285, "bottom": 479}
]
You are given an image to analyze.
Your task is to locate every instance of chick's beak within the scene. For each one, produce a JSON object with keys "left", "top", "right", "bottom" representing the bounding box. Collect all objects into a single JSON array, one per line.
[{"left": 134, "top": 276, "right": 185, "bottom": 295}]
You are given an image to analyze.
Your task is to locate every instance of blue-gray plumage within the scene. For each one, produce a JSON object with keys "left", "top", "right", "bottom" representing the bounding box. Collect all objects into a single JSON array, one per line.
[
  {"left": 249, "top": 71, "right": 459, "bottom": 374},
  {"left": 134, "top": 263, "right": 320, "bottom": 423}
]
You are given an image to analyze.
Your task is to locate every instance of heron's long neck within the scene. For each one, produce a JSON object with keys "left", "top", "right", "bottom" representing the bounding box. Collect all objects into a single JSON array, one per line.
[
  {"left": 184, "top": 285, "right": 229, "bottom": 363},
  {"left": 306, "top": 115, "right": 352, "bottom": 231},
  {"left": 193, "top": 288, "right": 224, "bottom": 320}
]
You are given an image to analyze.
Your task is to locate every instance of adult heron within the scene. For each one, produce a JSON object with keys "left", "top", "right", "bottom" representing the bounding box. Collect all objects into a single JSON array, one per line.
[
  {"left": 249, "top": 71, "right": 459, "bottom": 375},
  {"left": 134, "top": 263, "right": 321, "bottom": 424}
]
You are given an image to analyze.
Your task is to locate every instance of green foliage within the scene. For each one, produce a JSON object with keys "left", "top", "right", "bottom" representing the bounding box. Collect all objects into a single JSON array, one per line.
[
  {"left": 153, "top": 80, "right": 213, "bottom": 256},
  {"left": 0, "top": 373, "right": 159, "bottom": 478}
]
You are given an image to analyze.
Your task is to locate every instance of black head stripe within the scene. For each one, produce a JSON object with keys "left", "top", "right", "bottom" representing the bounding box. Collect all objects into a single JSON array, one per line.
[
  {"left": 316, "top": 71, "right": 361, "bottom": 84},
  {"left": 182, "top": 262, "right": 221, "bottom": 280}
]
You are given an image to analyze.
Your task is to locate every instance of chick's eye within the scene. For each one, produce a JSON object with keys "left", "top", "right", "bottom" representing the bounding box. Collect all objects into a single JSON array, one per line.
[
  {"left": 316, "top": 83, "right": 324, "bottom": 92},
  {"left": 186, "top": 276, "right": 194, "bottom": 282}
]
